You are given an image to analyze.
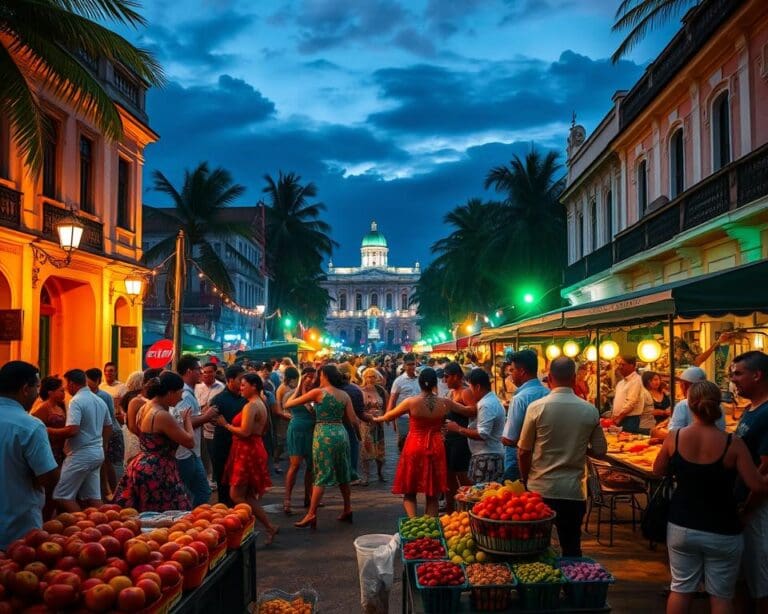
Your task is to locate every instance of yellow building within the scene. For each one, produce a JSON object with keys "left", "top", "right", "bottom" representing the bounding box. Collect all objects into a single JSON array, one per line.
[{"left": 0, "top": 54, "right": 157, "bottom": 379}]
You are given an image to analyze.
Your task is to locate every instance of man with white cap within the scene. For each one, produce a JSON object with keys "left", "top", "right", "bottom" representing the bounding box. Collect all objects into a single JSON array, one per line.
[{"left": 665, "top": 366, "right": 726, "bottom": 432}]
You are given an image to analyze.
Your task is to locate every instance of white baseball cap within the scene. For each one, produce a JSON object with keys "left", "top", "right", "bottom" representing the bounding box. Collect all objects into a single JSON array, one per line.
[{"left": 679, "top": 366, "right": 707, "bottom": 383}]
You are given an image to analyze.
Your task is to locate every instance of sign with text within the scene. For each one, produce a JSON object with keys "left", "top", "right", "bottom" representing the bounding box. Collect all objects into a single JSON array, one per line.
[
  {"left": 120, "top": 326, "right": 138, "bottom": 348},
  {"left": 0, "top": 309, "right": 22, "bottom": 341},
  {"left": 145, "top": 339, "right": 174, "bottom": 368}
]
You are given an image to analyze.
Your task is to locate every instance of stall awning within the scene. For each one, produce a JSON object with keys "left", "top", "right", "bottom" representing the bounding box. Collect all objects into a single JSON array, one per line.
[
  {"left": 481, "top": 259, "right": 768, "bottom": 340},
  {"left": 457, "top": 334, "right": 480, "bottom": 350},
  {"left": 431, "top": 340, "right": 457, "bottom": 353},
  {"left": 143, "top": 330, "right": 221, "bottom": 353}
]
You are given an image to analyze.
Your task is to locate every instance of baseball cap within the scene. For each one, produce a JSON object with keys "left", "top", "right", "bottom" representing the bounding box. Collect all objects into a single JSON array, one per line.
[{"left": 679, "top": 366, "right": 706, "bottom": 383}]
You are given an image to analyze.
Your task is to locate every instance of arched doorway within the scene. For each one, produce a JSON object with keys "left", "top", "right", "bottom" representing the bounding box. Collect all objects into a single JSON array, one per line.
[
  {"left": 39, "top": 276, "right": 96, "bottom": 376},
  {"left": 113, "top": 297, "right": 131, "bottom": 379},
  {"left": 0, "top": 270, "right": 12, "bottom": 365}
]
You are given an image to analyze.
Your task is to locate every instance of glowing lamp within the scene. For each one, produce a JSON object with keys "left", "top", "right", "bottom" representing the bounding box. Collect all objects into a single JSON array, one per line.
[
  {"left": 637, "top": 339, "right": 662, "bottom": 363},
  {"left": 124, "top": 275, "right": 144, "bottom": 298},
  {"left": 585, "top": 345, "right": 597, "bottom": 362},
  {"left": 545, "top": 344, "right": 561, "bottom": 361},
  {"left": 523, "top": 293, "right": 534, "bottom": 304},
  {"left": 56, "top": 213, "right": 84, "bottom": 253},
  {"left": 563, "top": 340, "right": 580, "bottom": 358},
  {"left": 599, "top": 340, "right": 620, "bottom": 360}
]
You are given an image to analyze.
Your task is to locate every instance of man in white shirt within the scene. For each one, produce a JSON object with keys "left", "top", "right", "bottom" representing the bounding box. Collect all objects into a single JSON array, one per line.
[
  {"left": 53, "top": 369, "right": 113, "bottom": 512},
  {"left": 195, "top": 362, "right": 225, "bottom": 486},
  {"left": 100, "top": 362, "right": 127, "bottom": 409},
  {"left": 172, "top": 355, "right": 217, "bottom": 507},
  {"left": 446, "top": 368, "right": 505, "bottom": 484},
  {"left": 612, "top": 355, "right": 644, "bottom": 433},
  {"left": 388, "top": 353, "right": 421, "bottom": 452},
  {"left": 518, "top": 357, "right": 607, "bottom": 557}
]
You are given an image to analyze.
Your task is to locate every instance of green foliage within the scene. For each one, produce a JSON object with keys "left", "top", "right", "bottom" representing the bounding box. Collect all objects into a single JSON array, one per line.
[
  {"left": 1, "top": 0, "right": 163, "bottom": 174},
  {"left": 415, "top": 148, "right": 566, "bottom": 333}
]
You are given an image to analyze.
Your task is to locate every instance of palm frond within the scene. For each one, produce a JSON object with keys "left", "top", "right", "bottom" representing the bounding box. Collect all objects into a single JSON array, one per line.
[{"left": 56, "top": 0, "right": 148, "bottom": 27}]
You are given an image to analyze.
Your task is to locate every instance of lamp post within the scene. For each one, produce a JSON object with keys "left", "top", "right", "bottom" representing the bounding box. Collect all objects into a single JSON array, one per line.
[
  {"left": 30, "top": 210, "right": 85, "bottom": 287},
  {"left": 171, "top": 230, "right": 185, "bottom": 371}
]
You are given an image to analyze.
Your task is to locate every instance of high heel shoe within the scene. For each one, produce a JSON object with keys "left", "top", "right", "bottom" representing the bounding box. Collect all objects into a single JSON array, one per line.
[
  {"left": 294, "top": 515, "right": 317, "bottom": 530},
  {"left": 283, "top": 500, "right": 294, "bottom": 515},
  {"left": 337, "top": 511, "right": 353, "bottom": 523}
]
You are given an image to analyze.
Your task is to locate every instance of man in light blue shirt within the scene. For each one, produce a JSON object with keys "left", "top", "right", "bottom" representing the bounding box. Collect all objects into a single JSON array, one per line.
[
  {"left": 501, "top": 350, "right": 549, "bottom": 481},
  {"left": 665, "top": 366, "right": 726, "bottom": 432},
  {"left": 0, "top": 361, "right": 58, "bottom": 549}
]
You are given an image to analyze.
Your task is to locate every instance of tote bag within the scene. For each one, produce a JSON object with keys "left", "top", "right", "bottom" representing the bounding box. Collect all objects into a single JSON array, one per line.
[{"left": 641, "top": 476, "right": 673, "bottom": 543}]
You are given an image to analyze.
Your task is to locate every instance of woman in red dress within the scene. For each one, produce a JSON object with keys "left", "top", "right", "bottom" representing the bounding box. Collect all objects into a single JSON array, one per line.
[
  {"left": 217, "top": 373, "right": 279, "bottom": 545},
  {"left": 374, "top": 368, "right": 475, "bottom": 517}
]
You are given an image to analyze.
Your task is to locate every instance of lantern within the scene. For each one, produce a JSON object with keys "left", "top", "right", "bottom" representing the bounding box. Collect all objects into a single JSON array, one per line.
[
  {"left": 545, "top": 344, "right": 561, "bottom": 361},
  {"left": 56, "top": 213, "right": 84, "bottom": 253},
  {"left": 563, "top": 340, "right": 580, "bottom": 358},
  {"left": 585, "top": 345, "right": 597, "bottom": 362},
  {"left": 637, "top": 338, "right": 662, "bottom": 363},
  {"left": 599, "top": 340, "right": 620, "bottom": 360}
]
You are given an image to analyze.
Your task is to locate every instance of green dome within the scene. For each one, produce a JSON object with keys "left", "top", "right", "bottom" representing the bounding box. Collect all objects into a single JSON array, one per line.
[{"left": 362, "top": 221, "right": 387, "bottom": 247}]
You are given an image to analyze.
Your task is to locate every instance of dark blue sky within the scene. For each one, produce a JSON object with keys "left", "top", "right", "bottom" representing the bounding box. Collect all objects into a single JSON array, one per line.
[{"left": 126, "top": 0, "right": 682, "bottom": 267}]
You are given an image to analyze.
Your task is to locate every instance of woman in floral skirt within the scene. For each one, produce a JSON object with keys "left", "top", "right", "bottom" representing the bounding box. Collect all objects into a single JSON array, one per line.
[{"left": 360, "top": 368, "right": 387, "bottom": 485}]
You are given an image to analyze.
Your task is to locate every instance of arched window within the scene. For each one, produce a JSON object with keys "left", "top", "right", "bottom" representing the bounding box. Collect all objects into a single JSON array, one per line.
[
  {"left": 605, "top": 190, "right": 613, "bottom": 240},
  {"left": 385, "top": 293, "right": 393, "bottom": 310},
  {"left": 670, "top": 128, "right": 685, "bottom": 198},
  {"left": 712, "top": 91, "right": 730, "bottom": 171},
  {"left": 401, "top": 293, "right": 408, "bottom": 311},
  {"left": 338, "top": 292, "right": 347, "bottom": 311},
  {"left": 589, "top": 199, "right": 597, "bottom": 252},
  {"left": 637, "top": 159, "right": 648, "bottom": 216},
  {"left": 370, "top": 293, "right": 378, "bottom": 307},
  {"left": 355, "top": 293, "right": 363, "bottom": 311}
]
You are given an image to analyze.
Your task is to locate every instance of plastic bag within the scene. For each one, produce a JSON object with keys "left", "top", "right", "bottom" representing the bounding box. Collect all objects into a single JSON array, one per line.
[{"left": 354, "top": 534, "right": 400, "bottom": 614}]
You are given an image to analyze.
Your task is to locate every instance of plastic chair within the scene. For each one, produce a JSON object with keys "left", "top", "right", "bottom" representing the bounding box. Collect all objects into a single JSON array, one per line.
[{"left": 585, "top": 457, "right": 647, "bottom": 546}]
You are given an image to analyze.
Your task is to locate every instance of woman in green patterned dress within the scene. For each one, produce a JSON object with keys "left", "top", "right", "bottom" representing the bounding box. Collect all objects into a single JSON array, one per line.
[{"left": 284, "top": 365, "right": 360, "bottom": 529}]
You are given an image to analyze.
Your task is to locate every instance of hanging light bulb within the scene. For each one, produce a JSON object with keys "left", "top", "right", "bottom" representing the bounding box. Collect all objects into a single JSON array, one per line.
[
  {"left": 545, "top": 344, "right": 561, "bottom": 360},
  {"left": 637, "top": 339, "right": 662, "bottom": 363},
  {"left": 563, "top": 340, "right": 580, "bottom": 358},
  {"left": 585, "top": 345, "right": 597, "bottom": 362},
  {"left": 755, "top": 334, "right": 764, "bottom": 350},
  {"left": 599, "top": 340, "right": 620, "bottom": 360}
]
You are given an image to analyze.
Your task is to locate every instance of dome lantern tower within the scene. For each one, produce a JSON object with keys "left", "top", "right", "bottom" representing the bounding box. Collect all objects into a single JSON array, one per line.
[{"left": 361, "top": 220, "right": 388, "bottom": 268}]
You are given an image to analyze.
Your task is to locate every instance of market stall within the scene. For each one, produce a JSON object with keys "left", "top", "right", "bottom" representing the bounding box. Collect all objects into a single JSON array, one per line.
[{"left": 398, "top": 484, "right": 615, "bottom": 613}]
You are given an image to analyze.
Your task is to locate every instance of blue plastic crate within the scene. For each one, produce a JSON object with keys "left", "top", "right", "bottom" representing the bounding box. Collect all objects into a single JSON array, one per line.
[
  {"left": 397, "top": 516, "right": 443, "bottom": 540},
  {"left": 557, "top": 557, "right": 614, "bottom": 609},
  {"left": 414, "top": 563, "right": 468, "bottom": 614},
  {"left": 466, "top": 563, "right": 517, "bottom": 612}
]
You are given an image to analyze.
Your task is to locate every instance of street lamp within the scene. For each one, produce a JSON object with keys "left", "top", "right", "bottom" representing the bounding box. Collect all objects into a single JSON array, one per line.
[{"left": 30, "top": 210, "right": 85, "bottom": 287}]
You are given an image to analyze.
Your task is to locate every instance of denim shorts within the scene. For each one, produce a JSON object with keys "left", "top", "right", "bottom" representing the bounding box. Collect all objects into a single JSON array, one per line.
[
  {"left": 743, "top": 501, "right": 768, "bottom": 598},
  {"left": 667, "top": 522, "right": 743, "bottom": 599}
]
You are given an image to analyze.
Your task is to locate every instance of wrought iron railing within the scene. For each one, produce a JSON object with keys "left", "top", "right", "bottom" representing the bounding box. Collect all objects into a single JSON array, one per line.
[
  {"left": 42, "top": 202, "right": 103, "bottom": 252},
  {"left": 0, "top": 184, "right": 22, "bottom": 228}
]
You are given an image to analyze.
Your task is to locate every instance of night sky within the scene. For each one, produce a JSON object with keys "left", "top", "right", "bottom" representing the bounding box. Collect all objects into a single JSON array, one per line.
[{"left": 123, "top": 0, "right": 680, "bottom": 267}]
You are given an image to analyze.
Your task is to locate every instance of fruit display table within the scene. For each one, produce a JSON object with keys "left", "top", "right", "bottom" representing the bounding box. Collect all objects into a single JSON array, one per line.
[{"left": 171, "top": 532, "right": 257, "bottom": 614}]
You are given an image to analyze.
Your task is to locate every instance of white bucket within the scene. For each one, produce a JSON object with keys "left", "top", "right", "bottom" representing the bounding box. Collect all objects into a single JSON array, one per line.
[{"left": 353, "top": 534, "right": 398, "bottom": 614}]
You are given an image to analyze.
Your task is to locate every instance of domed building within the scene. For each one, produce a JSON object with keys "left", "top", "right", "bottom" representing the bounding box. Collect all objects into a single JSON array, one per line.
[{"left": 322, "top": 221, "right": 421, "bottom": 350}]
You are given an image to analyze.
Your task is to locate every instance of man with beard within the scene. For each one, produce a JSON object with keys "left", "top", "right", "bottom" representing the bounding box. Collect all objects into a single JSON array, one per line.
[{"left": 209, "top": 365, "right": 246, "bottom": 506}]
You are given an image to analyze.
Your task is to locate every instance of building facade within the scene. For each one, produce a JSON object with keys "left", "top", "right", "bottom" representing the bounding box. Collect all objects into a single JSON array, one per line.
[
  {"left": 0, "top": 52, "right": 157, "bottom": 379},
  {"left": 142, "top": 205, "right": 267, "bottom": 352},
  {"left": 322, "top": 221, "right": 421, "bottom": 349}
]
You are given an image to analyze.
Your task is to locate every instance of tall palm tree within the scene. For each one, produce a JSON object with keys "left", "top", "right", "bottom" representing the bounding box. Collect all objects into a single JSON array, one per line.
[
  {"left": 1, "top": 0, "right": 164, "bottom": 173},
  {"left": 142, "top": 162, "right": 258, "bottom": 297},
  {"left": 611, "top": 0, "right": 699, "bottom": 63},
  {"left": 262, "top": 171, "right": 337, "bottom": 332},
  {"left": 484, "top": 148, "right": 566, "bottom": 311}
]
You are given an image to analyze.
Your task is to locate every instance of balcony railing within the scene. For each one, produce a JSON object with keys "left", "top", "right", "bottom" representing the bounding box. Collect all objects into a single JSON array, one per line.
[
  {"left": 43, "top": 202, "right": 103, "bottom": 252},
  {"left": 0, "top": 184, "right": 22, "bottom": 228},
  {"left": 619, "top": 0, "right": 741, "bottom": 129},
  {"left": 564, "top": 143, "right": 768, "bottom": 287}
]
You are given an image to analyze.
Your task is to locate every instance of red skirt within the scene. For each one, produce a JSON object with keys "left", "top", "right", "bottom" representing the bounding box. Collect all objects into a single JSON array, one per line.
[
  {"left": 223, "top": 435, "right": 272, "bottom": 497},
  {"left": 392, "top": 429, "right": 448, "bottom": 497}
]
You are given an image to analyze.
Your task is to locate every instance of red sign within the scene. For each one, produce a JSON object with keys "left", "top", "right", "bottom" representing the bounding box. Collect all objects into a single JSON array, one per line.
[{"left": 145, "top": 339, "right": 174, "bottom": 369}]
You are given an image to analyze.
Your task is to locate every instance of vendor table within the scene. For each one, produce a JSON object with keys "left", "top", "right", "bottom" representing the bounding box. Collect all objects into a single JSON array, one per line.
[
  {"left": 401, "top": 568, "right": 611, "bottom": 613},
  {"left": 172, "top": 532, "right": 258, "bottom": 613}
]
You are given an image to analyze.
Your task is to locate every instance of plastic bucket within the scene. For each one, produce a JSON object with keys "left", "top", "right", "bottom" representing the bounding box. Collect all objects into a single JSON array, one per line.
[
  {"left": 354, "top": 534, "right": 396, "bottom": 614},
  {"left": 354, "top": 534, "right": 395, "bottom": 570}
]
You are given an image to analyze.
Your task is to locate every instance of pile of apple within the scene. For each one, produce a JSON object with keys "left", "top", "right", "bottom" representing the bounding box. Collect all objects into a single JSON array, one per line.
[
  {"left": 402, "top": 538, "right": 446, "bottom": 561},
  {"left": 0, "top": 502, "right": 254, "bottom": 613}
]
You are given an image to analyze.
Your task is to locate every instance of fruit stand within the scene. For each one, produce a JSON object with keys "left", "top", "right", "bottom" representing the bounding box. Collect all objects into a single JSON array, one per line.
[
  {"left": 0, "top": 502, "right": 259, "bottom": 613},
  {"left": 399, "top": 483, "right": 614, "bottom": 613}
]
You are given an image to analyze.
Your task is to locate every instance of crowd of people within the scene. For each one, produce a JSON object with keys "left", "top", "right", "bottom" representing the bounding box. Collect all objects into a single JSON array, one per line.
[{"left": 2, "top": 347, "right": 768, "bottom": 612}]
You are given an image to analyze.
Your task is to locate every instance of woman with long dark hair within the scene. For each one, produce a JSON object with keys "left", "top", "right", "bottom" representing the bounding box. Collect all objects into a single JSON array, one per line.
[
  {"left": 218, "top": 373, "right": 278, "bottom": 544},
  {"left": 114, "top": 372, "right": 194, "bottom": 512},
  {"left": 283, "top": 367, "right": 317, "bottom": 514},
  {"left": 284, "top": 365, "right": 359, "bottom": 529}
]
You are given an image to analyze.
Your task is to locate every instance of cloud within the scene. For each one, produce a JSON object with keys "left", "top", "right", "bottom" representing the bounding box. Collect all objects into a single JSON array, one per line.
[{"left": 303, "top": 59, "right": 342, "bottom": 71}]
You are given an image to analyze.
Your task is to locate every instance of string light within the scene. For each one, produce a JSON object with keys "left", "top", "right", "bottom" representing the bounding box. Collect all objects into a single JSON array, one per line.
[{"left": 188, "top": 260, "right": 263, "bottom": 318}]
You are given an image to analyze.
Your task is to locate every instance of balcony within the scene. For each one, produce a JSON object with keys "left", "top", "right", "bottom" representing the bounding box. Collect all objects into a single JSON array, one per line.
[
  {"left": 43, "top": 202, "right": 104, "bottom": 252},
  {"left": 619, "top": 0, "right": 741, "bottom": 129},
  {"left": 0, "top": 184, "right": 22, "bottom": 228},
  {"left": 565, "top": 143, "right": 768, "bottom": 287}
]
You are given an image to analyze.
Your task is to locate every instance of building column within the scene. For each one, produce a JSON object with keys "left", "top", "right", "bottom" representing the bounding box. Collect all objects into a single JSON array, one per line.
[
  {"left": 652, "top": 121, "right": 661, "bottom": 201},
  {"left": 619, "top": 151, "right": 627, "bottom": 231},
  {"left": 736, "top": 35, "right": 752, "bottom": 155},
  {"left": 690, "top": 82, "right": 702, "bottom": 183}
]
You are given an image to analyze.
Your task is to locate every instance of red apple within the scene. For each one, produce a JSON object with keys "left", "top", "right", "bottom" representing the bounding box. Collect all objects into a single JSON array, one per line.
[
  {"left": 80, "top": 527, "right": 102, "bottom": 544},
  {"left": 106, "top": 557, "right": 129, "bottom": 575},
  {"left": 78, "top": 543, "right": 107, "bottom": 570},
  {"left": 129, "top": 565, "right": 154, "bottom": 583},
  {"left": 50, "top": 571, "right": 81, "bottom": 591},
  {"left": 136, "top": 578, "right": 161, "bottom": 604},
  {"left": 43, "top": 582, "right": 79, "bottom": 609},
  {"left": 82, "top": 577, "right": 104, "bottom": 591},
  {"left": 98, "top": 536, "right": 121, "bottom": 557},
  {"left": 113, "top": 528, "right": 134, "bottom": 545},
  {"left": 107, "top": 575, "right": 132, "bottom": 594},
  {"left": 171, "top": 548, "right": 197, "bottom": 569},
  {"left": 95, "top": 524, "right": 113, "bottom": 537},
  {"left": 148, "top": 551, "right": 164, "bottom": 565},
  {"left": 83, "top": 583, "right": 116, "bottom": 612},
  {"left": 124, "top": 541, "right": 151, "bottom": 566},
  {"left": 54, "top": 556, "right": 77, "bottom": 571},
  {"left": 188, "top": 541, "right": 209, "bottom": 560},
  {"left": 10, "top": 545, "right": 36, "bottom": 567},
  {"left": 158, "top": 541, "right": 181, "bottom": 560},
  {"left": 41, "top": 520, "right": 64, "bottom": 535},
  {"left": 117, "top": 586, "right": 146, "bottom": 612},
  {"left": 23, "top": 530, "right": 50, "bottom": 548},
  {"left": 100, "top": 566, "right": 123, "bottom": 583},
  {"left": 136, "top": 572, "right": 161, "bottom": 587},
  {"left": 36, "top": 542, "right": 63, "bottom": 566},
  {"left": 11, "top": 571, "right": 40, "bottom": 597},
  {"left": 154, "top": 564, "right": 181, "bottom": 590},
  {"left": 64, "top": 539, "right": 84, "bottom": 558},
  {"left": 23, "top": 562, "right": 48, "bottom": 579}
]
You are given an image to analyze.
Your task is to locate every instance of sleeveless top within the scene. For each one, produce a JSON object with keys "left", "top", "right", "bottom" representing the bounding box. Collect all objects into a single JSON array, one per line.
[
  {"left": 445, "top": 389, "right": 469, "bottom": 442},
  {"left": 668, "top": 430, "right": 741, "bottom": 535}
]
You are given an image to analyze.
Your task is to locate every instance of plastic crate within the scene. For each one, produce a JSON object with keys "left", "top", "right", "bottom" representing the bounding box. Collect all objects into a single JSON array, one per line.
[
  {"left": 256, "top": 588, "right": 319, "bottom": 613},
  {"left": 414, "top": 563, "right": 468, "bottom": 614},
  {"left": 557, "top": 557, "right": 614, "bottom": 609},
  {"left": 400, "top": 536, "right": 448, "bottom": 582},
  {"left": 397, "top": 516, "right": 443, "bottom": 540},
  {"left": 183, "top": 556, "right": 209, "bottom": 591},
  {"left": 469, "top": 510, "right": 555, "bottom": 555},
  {"left": 467, "top": 563, "right": 517, "bottom": 612},
  {"left": 516, "top": 580, "right": 564, "bottom": 611}
]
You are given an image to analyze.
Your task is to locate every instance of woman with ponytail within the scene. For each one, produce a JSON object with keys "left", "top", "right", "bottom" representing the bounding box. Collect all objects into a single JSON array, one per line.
[
  {"left": 114, "top": 372, "right": 194, "bottom": 512},
  {"left": 654, "top": 381, "right": 768, "bottom": 613}
]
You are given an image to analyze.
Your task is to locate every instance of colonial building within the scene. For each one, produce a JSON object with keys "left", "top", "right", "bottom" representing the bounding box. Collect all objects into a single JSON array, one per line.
[
  {"left": 322, "top": 221, "right": 421, "bottom": 349},
  {"left": 142, "top": 205, "right": 267, "bottom": 352},
  {"left": 0, "top": 51, "right": 157, "bottom": 379}
]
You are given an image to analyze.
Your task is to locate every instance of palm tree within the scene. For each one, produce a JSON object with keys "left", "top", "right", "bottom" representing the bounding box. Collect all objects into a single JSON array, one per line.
[
  {"left": 611, "top": 0, "right": 698, "bottom": 63},
  {"left": 1, "top": 0, "right": 164, "bottom": 173},
  {"left": 262, "top": 171, "right": 337, "bottom": 332},
  {"left": 142, "top": 162, "right": 258, "bottom": 297},
  {"left": 484, "top": 148, "right": 566, "bottom": 312}
]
